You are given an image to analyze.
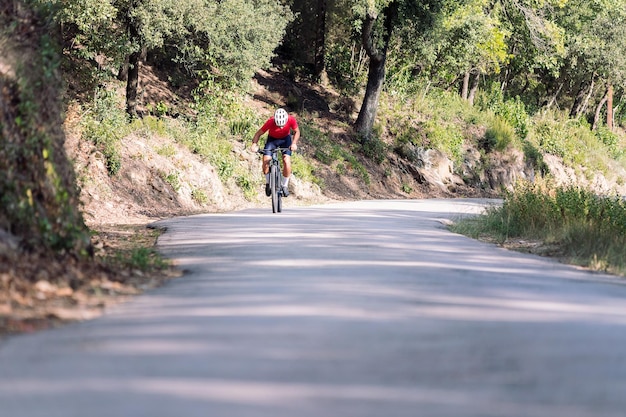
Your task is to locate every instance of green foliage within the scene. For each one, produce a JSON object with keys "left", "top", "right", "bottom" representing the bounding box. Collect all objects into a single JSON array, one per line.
[
  {"left": 37, "top": 0, "right": 128, "bottom": 63},
  {"left": 522, "top": 141, "right": 548, "bottom": 175},
  {"left": 191, "top": 188, "right": 209, "bottom": 205},
  {"left": 146, "top": 101, "right": 169, "bottom": 118},
  {"left": 476, "top": 84, "right": 530, "bottom": 138},
  {"left": 452, "top": 181, "right": 626, "bottom": 275},
  {"left": 595, "top": 126, "right": 623, "bottom": 159},
  {"left": 528, "top": 111, "right": 618, "bottom": 174},
  {"left": 422, "top": 119, "right": 464, "bottom": 165},
  {"left": 361, "top": 135, "right": 387, "bottom": 164},
  {"left": 482, "top": 116, "right": 516, "bottom": 152},
  {"left": 304, "top": 123, "right": 370, "bottom": 185},
  {"left": 161, "top": 171, "right": 182, "bottom": 192},
  {"left": 408, "top": 0, "right": 510, "bottom": 84},
  {"left": 292, "top": 153, "right": 322, "bottom": 187},
  {"left": 235, "top": 175, "right": 257, "bottom": 201},
  {"left": 325, "top": 42, "right": 369, "bottom": 96},
  {"left": 169, "top": 0, "right": 293, "bottom": 88},
  {"left": 1, "top": 7, "right": 91, "bottom": 254},
  {"left": 156, "top": 144, "right": 177, "bottom": 158},
  {"left": 82, "top": 88, "right": 128, "bottom": 175},
  {"left": 557, "top": 0, "right": 626, "bottom": 94},
  {"left": 111, "top": 246, "right": 168, "bottom": 271}
]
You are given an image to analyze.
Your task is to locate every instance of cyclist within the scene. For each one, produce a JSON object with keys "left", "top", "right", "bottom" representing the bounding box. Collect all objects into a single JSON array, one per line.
[{"left": 250, "top": 108, "right": 300, "bottom": 197}]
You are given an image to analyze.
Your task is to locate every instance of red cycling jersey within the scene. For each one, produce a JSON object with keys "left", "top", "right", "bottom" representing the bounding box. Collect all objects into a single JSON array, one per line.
[{"left": 260, "top": 115, "right": 298, "bottom": 139}]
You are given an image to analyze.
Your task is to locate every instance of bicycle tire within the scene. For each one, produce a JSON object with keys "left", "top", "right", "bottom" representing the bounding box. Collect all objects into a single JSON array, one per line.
[
  {"left": 276, "top": 158, "right": 283, "bottom": 213},
  {"left": 270, "top": 163, "right": 278, "bottom": 213}
]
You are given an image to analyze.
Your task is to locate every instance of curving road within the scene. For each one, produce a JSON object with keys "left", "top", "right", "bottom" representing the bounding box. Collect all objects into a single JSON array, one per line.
[{"left": 1, "top": 199, "right": 626, "bottom": 417}]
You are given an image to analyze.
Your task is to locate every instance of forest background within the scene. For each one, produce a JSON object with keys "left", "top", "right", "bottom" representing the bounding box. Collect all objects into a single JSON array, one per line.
[{"left": 1, "top": 0, "right": 626, "bottom": 333}]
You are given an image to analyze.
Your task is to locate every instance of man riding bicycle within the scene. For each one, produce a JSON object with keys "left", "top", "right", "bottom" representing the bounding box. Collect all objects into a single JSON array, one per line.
[{"left": 250, "top": 108, "right": 300, "bottom": 197}]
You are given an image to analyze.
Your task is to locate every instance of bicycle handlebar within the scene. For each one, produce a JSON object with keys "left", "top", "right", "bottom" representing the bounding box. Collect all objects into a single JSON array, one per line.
[{"left": 257, "top": 147, "right": 293, "bottom": 154}]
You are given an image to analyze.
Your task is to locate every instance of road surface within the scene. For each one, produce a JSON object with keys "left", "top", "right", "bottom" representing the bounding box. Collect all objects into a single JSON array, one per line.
[{"left": 1, "top": 199, "right": 626, "bottom": 417}]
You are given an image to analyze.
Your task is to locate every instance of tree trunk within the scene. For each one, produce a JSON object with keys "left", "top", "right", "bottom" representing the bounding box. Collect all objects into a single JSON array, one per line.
[
  {"left": 314, "top": 0, "right": 327, "bottom": 82},
  {"left": 592, "top": 88, "right": 609, "bottom": 131},
  {"left": 580, "top": 74, "right": 596, "bottom": 116},
  {"left": 118, "top": 56, "right": 129, "bottom": 82},
  {"left": 468, "top": 71, "right": 480, "bottom": 106},
  {"left": 570, "top": 75, "right": 595, "bottom": 118},
  {"left": 356, "top": 54, "right": 387, "bottom": 137},
  {"left": 500, "top": 66, "right": 510, "bottom": 94},
  {"left": 607, "top": 84, "right": 614, "bottom": 131},
  {"left": 461, "top": 71, "right": 470, "bottom": 101},
  {"left": 125, "top": 20, "right": 141, "bottom": 117},
  {"left": 545, "top": 82, "right": 563, "bottom": 110},
  {"left": 355, "top": 1, "right": 398, "bottom": 139}
]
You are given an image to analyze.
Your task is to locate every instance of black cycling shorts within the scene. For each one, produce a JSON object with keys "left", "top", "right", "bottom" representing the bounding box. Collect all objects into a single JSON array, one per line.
[{"left": 263, "top": 135, "right": 292, "bottom": 156}]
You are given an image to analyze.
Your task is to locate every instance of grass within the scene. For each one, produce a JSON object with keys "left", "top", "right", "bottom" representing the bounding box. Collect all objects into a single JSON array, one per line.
[
  {"left": 304, "top": 122, "right": 371, "bottom": 185},
  {"left": 451, "top": 180, "right": 626, "bottom": 276},
  {"left": 94, "top": 225, "right": 171, "bottom": 273}
]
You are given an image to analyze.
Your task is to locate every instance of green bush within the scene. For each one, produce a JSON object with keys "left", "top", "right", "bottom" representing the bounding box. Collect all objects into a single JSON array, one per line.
[
  {"left": 475, "top": 84, "right": 530, "bottom": 139},
  {"left": 161, "top": 171, "right": 182, "bottom": 192},
  {"left": 423, "top": 119, "right": 464, "bottom": 165},
  {"left": 483, "top": 116, "right": 516, "bottom": 152},
  {"left": 595, "top": 126, "right": 622, "bottom": 158},
  {"left": 361, "top": 136, "right": 387, "bottom": 164}
]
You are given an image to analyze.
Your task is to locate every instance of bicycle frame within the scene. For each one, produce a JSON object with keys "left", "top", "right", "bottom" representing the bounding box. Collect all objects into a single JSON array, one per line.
[{"left": 259, "top": 147, "right": 290, "bottom": 213}]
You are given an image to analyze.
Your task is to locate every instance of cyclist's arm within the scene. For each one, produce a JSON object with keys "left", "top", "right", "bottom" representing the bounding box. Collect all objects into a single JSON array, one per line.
[
  {"left": 291, "top": 126, "right": 300, "bottom": 151},
  {"left": 252, "top": 128, "right": 265, "bottom": 145}
]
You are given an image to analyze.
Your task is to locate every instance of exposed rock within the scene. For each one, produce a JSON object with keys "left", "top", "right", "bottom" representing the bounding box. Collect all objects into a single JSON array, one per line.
[
  {"left": 0, "top": 229, "right": 20, "bottom": 256},
  {"left": 290, "top": 175, "right": 323, "bottom": 201},
  {"left": 543, "top": 154, "right": 626, "bottom": 196},
  {"left": 485, "top": 148, "right": 533, "bottom": 191}
]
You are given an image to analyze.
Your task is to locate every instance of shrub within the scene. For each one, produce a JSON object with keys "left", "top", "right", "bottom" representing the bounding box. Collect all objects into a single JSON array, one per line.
[
  {"left": 482, "top": 116, "right": 516, "bottom": 152},
  {"left": 423, "top": 119, "right": 464, "bottom": 165},
  {"left": 595, "top": 126, "right": 622, "bottom": 158},
  {"left": 361, "top": 136, "right": 387, "bottom": 164}
]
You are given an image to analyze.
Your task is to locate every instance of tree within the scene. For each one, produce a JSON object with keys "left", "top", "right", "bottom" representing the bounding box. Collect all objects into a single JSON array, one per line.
[
  {"left": 353, "top": 0, "right": 445, "bottom": 139},
  {"left": 48, "top": 0, "right": 292, "bottom": 115},
  {"left": 354, "top": 1, "right": 399, "bottom": 138},
  {"left": 421, "top": 0, "right": 510, "bottom": 104},
  {"left": 556, "top": 0, "right": 626, "bottom": 129}
]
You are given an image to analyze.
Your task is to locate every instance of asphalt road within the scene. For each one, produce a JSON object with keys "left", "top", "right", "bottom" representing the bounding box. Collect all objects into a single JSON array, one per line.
[{"left": 1, "top": 199, "right": 626, "bottom": 417}]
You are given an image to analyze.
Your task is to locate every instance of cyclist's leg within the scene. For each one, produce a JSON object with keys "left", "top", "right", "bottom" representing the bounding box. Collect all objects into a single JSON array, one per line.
[
  {"left": 276, "top": 135, "right": 293, "bottom": 184},
  {"left": 282, "top": 154, "right": 292, "bottom": 178},
  {"left": 262, "top": 139, "right": 278, "bottom": 174},
  {"left": 262, "top": 140, "right": 278, "bottom": 193},
  {"left": 278, "top": 135, "right": 292, "bottom": 181}
]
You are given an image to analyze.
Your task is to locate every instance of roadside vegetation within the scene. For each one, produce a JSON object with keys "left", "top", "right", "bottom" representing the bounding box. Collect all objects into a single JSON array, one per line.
[{"left": 451, "top": 181, "right": 626, "bottom": 276}]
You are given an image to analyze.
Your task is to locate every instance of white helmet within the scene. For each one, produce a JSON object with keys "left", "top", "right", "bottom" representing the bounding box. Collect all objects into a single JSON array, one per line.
[{"left": 274, "top": 108, "right": 288, "bottom": 127}]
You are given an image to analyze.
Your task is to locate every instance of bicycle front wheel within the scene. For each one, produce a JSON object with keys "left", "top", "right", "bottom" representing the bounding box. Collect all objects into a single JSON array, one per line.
[{"left": 270, "top": 164, "right": 279, "bottom": 213}]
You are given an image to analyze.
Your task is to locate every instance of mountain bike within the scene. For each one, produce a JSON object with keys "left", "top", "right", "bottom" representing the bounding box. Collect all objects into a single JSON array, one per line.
[{"left": 258, "top": 147, "right": 290, "bottom": 213}]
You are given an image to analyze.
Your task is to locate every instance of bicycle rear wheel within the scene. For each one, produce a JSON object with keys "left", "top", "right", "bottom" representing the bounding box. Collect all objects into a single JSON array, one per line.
[{"left": 270, "top": 164, "right": 279, "bottom": 213}]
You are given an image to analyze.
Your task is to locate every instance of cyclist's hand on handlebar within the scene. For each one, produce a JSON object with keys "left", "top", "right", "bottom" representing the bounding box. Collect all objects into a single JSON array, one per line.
[
  {"left": 250, "top": 143, "right": 259, "bottom": 153},
  {"left": 290, "top": 143, "right": 298, "bottom": 152}
]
